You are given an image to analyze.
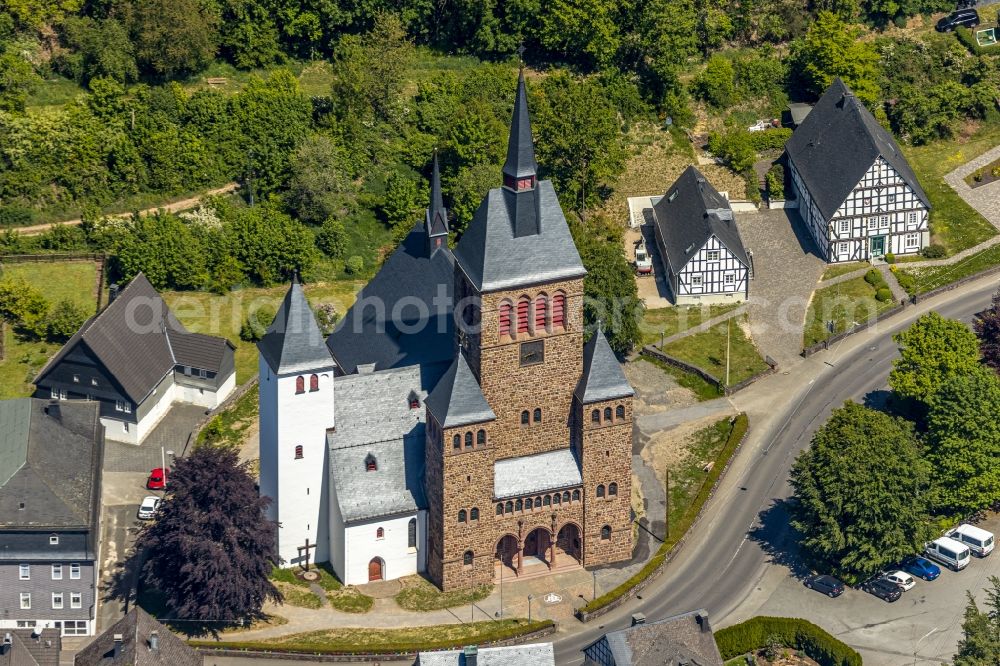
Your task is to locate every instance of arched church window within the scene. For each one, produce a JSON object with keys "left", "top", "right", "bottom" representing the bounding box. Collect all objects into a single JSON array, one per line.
[
  {"left": 562, "top": 491, "right": 570, "bottom": 503},
  {"left": 408, "top": 391, "right": 420, "bottom": 409},
  {"left": 535, "top": 496, "right": 542, "bottom": 508},
  {"left": 295, "top": 376, "right": 305, "bottom": 394},
  {"left": 572, "top": 489, "right": 581, "bottom": 502},
  {"left": 463, "top": 550, "right": 473, "bottom": 566},
  {"left": 499, "top": 301, "right": 513, "bottom": 338},
  {"left": 465, "top": 432, "right": 473, "bottom": 449},
  {"left": 453, "top": 435, "right": 461, "bottom": 450},
  {"left": 294, "top": 445, "right": 303, "bottom": 460},
  {"left": 616, "top": 405, "right": 625, "bottom": 420},
  {"left": 525, "top": 498, "right": 533, "bottom": 510},
  {"left": 609, "top": 482, "right": 618, "bottom": 496},
  {"left": 506, "top": 501, "right": 514, "bottom": 513},
  {"left": 591, "top": 409, "right": 600, "bottom": 423},
  {"left": 365, "top": 455, "right": 377, "bottom": 472},
  {"left": 596, "top": 484, "right": 605, "bottom": 498},
  {"left": 521, "top": 410, "right": 529, "bottom": 425},
  {"left": 515, "top": 499, "right": 522, "bottom": 512},
  {"left": 601, "top": 525, "right": 611, "bottom": 540},
  {"left": 458, "top": 509, "right": 467, "bottom": 523},
  {"left": 309, "top": 374, "right": 319, "bottom": 392},
  {"left": 534, "top": 294, "right": 547, "bottom": 330},
  {"left": 470, "top": 507, "right": 479, "bottom": 521},
  {"left": 543, "top": 495, "right": 551, "bottom": 507},
  {"left": 477, "top": 429, "right": 486, "bottom": 446},
  {"left": 376, "top": 527, "right": 384, "bottom": 539},
  {"left": 604, "top": 407, "right": 612, "bottom": 421},
  {"left": 408, "top": 518, "right": 416, "bottom": 548},
  {"left": 553, "top": 493, "right": 561, "bottom": 505},
  {"left": 552, "top": 293, "right": 566, "bottom": 328},
  {"left": 496, "top": 503, "right": 504, "bottom": 516},
  {"left": 533, "top": 408, "right": 542, "bottom": 423},
  {"left": 516, "top": 297, "right": 530, "bottom": 335}
]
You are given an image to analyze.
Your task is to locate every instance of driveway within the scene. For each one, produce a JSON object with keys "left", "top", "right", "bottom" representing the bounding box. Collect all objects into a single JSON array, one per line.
[
  {"left": 734, "top": 208, "right": 826, "bottom": 367},
  {"left": 103, "top": 403, "right": 206, "bottom": 473}
]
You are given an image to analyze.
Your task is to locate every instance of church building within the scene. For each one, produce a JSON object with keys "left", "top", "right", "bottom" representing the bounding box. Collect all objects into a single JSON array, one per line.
[{"left": 258, "top": 71, "right": 636, "bottom": 590}]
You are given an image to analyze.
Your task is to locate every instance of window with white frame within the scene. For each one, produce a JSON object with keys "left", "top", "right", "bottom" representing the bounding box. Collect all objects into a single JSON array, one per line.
[
  {"left": 50, "top": 387, "right": 58, "bottom": 399},
  {"left": 880, "top": 216, "right": 889, "bottom": 228},
  {"left": 905, "top": 233, "right": 919, "bottom": 248},
  {"left": 70, "top": 592, "right": 82, "bottom": 609},
  {"left": 839, "top": 242, "right": 849, "bottom": 254},
  {"left": 839, "top": 220, "right": 850, "bottom": 234},
  {"left": 908, "top": 212, "right": 917, "bottom": 225},
  {"left": 867, "top": 218, "right": 878, "bottom": 230},
  {"left": 16, "top": 621, "right": 36, "bottom": 628},
  {"left": 690, "top": 275, "right": 703, "bottom": 286},
  {"left": 52, "top": 563, "right": 62, "bottom": 580},
  {"left": 90, "top": 378, "right": 98, "bottom": 386},
  {"left": 49, "top": 534, "right": 59, "bottom": 545},
  {"left": 724, "top": 273, "right": 735, "bottom": 285},
  {"left": 114, "top": 400, "right": 131, "bottom": 413},
  {"left": 19, "top": 564, "right": 29, "bottom": 580},
  {"left": 70, "top": 563, "right": 80, "bottom": 579},
  {"left": 62, "top": 621, "right": 88, "bottom": 636},
  {"left": 72, "top": 374, "right": 79, "bottom": 383},
  {"left": 20, "top": 593, "right": 30, "bottom": 610},
  {"left": 52, "top": 593, "right": 63, "bottom": 610},
  {"left": 706, "top": 250, "right": 720, "bottom": 262}
]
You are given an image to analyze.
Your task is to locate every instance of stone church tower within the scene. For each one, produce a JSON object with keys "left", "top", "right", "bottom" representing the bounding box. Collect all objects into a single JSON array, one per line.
[{"left": 423, "top": 70, "right": 635, "bottom": 591}]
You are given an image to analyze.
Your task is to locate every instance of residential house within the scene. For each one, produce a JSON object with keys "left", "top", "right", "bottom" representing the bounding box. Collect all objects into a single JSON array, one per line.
[
  {"left": 417, "top": 643, "right": 555, "bottom": 665},
  {"left": 786, "top": 78, "right": 931, "bottom": 263},
  {"left": 583, "top": 609, "right": 724, "bottom": 666},
  {"left": 652, "top": 166, "right": 751, "bottom": 305},
  {"left": 0, "top": 399, "right": 103, "bottom": 637},
  {"left": 34, "top": 273, "right": 236, "bottom": 444},
  {"left": 74, "top": 607, "right": 202, "bottom": 665},
  {"left": 0, "top": 628, "right": 61, "bottom": 666}
]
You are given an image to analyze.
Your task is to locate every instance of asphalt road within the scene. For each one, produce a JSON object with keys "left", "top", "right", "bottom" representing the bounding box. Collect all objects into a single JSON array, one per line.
[{"left": 552, "top": 277, "right": 1000, "bottom": 665}]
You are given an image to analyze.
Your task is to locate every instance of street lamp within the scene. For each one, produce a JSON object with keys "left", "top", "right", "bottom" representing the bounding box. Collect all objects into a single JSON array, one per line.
[
  {"left": 592, "top": 570, "right": 597, "bottom": 601},
  {"left": 528, "top": 594, "right": 534, "bottom": 623}
]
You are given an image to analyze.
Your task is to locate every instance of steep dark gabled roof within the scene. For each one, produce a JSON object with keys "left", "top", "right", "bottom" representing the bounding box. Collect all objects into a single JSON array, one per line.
[
  {"left": 502, "top": 69, "right": 538, "bottom": 181},
  {"left": 453, "top": 181, "right": 586, "bottom": 291},
  {"left": 785, "top": 77, "right": 930, "bottom": 220},
  {"left": 575, "top": 328, "right": 634, "bottom": 404},
  {"left": 259, "top": 281, "right": 334, "bottom": 375},
  {"left": 169, "top": 332, "right": 234, "bottom": 372},
  {"left": 652, "top": 166, "right": 750, "bottom": 274},
  {"left": 327, "top": 222, "right": 456, "bottom": 375},
  {"left": 0, "top": 629, "right": 61, "bottom": 666},
  {"left": 424, "top": 353, "right": 495, "bottom": 428},
  {"left": 74, "top": 607, "right": 201, "bottom": 666},
  {"left": 584, "top": 609, "right": 724, "bottom": 666}
]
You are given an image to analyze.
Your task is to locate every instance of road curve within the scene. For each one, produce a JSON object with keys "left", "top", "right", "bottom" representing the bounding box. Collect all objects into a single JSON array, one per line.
[{"left": 553, "top": 276, "right": 1000, "bottom": 665}]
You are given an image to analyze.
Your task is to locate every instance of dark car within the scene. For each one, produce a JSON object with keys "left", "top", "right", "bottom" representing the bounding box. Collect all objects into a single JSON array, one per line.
[
  {"left": 936, "top": 9, "right": 980, "bottom": 31},
  {"left": 902, "top": 556, "right": 941, "bottom": 581},
  {"left": 863, "top": 577, "right": 903, "bottom": 602},
  {"left": 805, "top": 575, "right": 845, "bottom": 598}
]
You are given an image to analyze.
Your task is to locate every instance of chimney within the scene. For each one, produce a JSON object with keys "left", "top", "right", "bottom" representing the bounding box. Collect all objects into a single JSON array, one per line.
[
  {"left": 463, "top": 645, "right": 478, "bottom": 666},
  {"left": 149, "top": 630, "right": 159, "bottom": 651},
  {"left": 631, "top": 613, "right": 646, "bottom": 626},
  {"left": 45, "top": 400, "right": 61, "bottom": 422},
  {"left": 113, "top": 633, "right": 123, "bottom": 658},
  {"left": 696, "top": 611, "right": 711, "bottom": 633},
  {"left": 108, "top": 283, "right": 120, "bottom": 303}
]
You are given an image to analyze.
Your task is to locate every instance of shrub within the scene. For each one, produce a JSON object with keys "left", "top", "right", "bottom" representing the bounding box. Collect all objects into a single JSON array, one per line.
[
  {"left": 993, "top": 166, "right": 1000, "bottom": 179},
  {"left": 239, "top": 304, "right": 276, "bottom": 342},
  {"left": 765, "top": 164, "right": 786, "bottom": 201},
  {"left": 345, "top": 255, "right": 364, "bottom": 275},
  {"left": 708, "top": 130, "right": 756, "bottom": 173},
  {"left": 715, "top": 617, "right": 861, "bottom": 666},
  {"left": 694, "top": 55, "right": 736, "bottom": 108},
  {"left": 44, "top": 299, "right": 89, "bottom": 341},
  {"left": 747, "top": 127, "right": 792, "bottom": 152},
  {"left": 884, "top": 252, "right": 895, "bottom": 264},
  {"left": 864, "top": 268, "right": 885, "bottom": 287},
  {"left": 744, "top": 171, "right": 762, "bottom": 205},
  {"left": 875, "top": 287, "right": 893, "bottom": 302},
  {"left": 921, "top": 244, "right": 946, "bottom": 259},
  {"left": 315, "top": 303, "right": 339, "bottom": 335},
  {"left": 315, "top": 217, "right": 347, "bottom": 258},
  {"left": 895, "top": 270, "right": 916, "bottom": 293},
  {"left": 974, "top": 168, "right": 985, "bottom": 182},
  {"left": 956, "top": 26, "right": 989, "bottom": 56},
  {"left": 0, "top": 205, "right": 33, "bottom": 227}
]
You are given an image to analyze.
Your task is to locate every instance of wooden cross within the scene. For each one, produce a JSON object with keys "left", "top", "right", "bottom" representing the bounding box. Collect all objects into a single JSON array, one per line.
[{"left": 297, "top": 538, "right": 317, "bottom": 572}]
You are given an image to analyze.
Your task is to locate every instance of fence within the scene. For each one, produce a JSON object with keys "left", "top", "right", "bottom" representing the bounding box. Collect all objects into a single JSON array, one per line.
[
  {"left": 640, "top": 346, "right": 777, "bottom": 396},
  {"left": 801, "top": 302, "right": 906, "bottom": 357},
  {"left": 0, "top": 252, "right": 106, "bottom": 264}
]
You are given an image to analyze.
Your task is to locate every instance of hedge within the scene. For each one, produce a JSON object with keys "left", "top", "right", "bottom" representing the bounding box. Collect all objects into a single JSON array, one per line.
[
  {"left": 190, "top": 619, "right": 554, "bottom": 655},
  {"left": 955, "top": 26, "right": 996, "bottom": 57},
  {"left": 716, "top": 617, "right": 861, "bottom": 666},
  {"left": 579, "top": 413, "right": 749, "bottom": 614},
  {"left": 748, "top": 127, "right": 792, "bottom": 152}
]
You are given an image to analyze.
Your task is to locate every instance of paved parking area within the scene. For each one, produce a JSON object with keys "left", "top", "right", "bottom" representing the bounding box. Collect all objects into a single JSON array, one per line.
[
  {"left": 730, "top": 513, "right": 1000, "bottom": 665},
  {"left": 103, "top": 403, "right": 207, "bottom": 473}
]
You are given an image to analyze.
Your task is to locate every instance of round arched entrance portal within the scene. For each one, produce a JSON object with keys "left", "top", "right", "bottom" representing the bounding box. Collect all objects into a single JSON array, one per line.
[
  {"left": 523, "top": 527, "right": 551, "bottom": 564},
  {"left": 368, "top": 557, "right": 384, "bottom": 582},
  {"left": 495, "top": 534, "right": 518, "bottom": 569},
  {"left": 556, "top": 523, "right": 582, "bottom": 563}
]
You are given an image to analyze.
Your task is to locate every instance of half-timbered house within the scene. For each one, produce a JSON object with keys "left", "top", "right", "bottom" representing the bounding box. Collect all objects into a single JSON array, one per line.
[
  {"left": 786, "top": 78, "right": 930, "bottom": 263},
  {"left": 651, "top": 166, "right": 750, "bottom": 305}
]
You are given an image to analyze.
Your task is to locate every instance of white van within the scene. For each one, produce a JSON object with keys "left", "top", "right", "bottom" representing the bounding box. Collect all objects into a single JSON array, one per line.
[
  {"left": 948, "top": 524, "right": 995, "bottom": 557},
  {"left": 925, "top": 536, "right": 971, "bottom": 571}
]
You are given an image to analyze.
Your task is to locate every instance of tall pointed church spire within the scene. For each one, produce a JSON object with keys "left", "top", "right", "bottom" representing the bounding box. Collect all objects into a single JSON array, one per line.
[
  {"left": 502, "top": 67, "right": 538, "bottom": 191},
  {"left": 425, "top": 149, "right": 448, "bottom": 255}
]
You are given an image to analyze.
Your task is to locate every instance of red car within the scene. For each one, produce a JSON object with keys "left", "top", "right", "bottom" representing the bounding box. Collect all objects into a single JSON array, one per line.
[{"left": 146, "top": 468, "right": 168, "bottom": 490}]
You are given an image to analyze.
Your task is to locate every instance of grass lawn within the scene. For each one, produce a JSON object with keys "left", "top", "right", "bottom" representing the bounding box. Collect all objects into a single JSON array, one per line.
[
  {"left": 274, "top": 582, "right": 323, "bottom": 609},
  {"left": 195, "top": 619, "right": 551, "bottom": 654},
  {"left": 660, "top": 316, "right": 768, "bottom": 385},
  {"left": 803, "top": 275, "right": 895, "bottom": 347},
  {"left": 0, "top": 260, "right": 101, "bottom": 399},
  {"left": 639, "top": 355, "right": 722, "bottom": 401},
  {"left": 666, "top": 419, "right": 736, "bottom": 537},
  {"left": 902, "top": 120, "right": 1000, "bottom": 254},
  {"left": 821, "top": 261, "right": 869, "bottom": 281},
  {"left": 327, "top": 587, "right": 375, "bottom": 614},
  {"left": 640, "top": 303, "right": 740, "bottom": 346},
  {"left": 197, "top": 385, "right": 258, "bottom": 448},
  {"left": 163, "top": 279, "right": 363, "bottom": 383},
  {"left": 394, "top": 575, "right": 492, "bottom": 612},
  {"left": 895, "top": 243, "right": 1000, "bottom": 296},
  {"left": 270, "top": 564, "right": 374, "bottom": 613}
]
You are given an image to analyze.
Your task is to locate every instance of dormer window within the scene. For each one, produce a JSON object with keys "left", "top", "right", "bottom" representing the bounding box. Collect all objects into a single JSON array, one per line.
[
  {"left": 408, "top": 391, "right": 420, "bottom": 409},
  {"left": 365, "top": 455, "right": 377, "bottom": 472},
  {"left": 517, "top": 177, "right": 534, "bottom": 191}
]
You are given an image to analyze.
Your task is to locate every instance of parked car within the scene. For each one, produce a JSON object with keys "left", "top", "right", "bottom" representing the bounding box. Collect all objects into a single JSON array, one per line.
[
  {"left": 936, "top": 9, "right": 980, "bottom": 31},
  {"left": 862, "top": 577, "right": 903, "bottom": 602},
  {"left": 634, "top": 238, "right": 653, "bottom": 276},
  {"left": 948, "top": 524, "right": 995, "bottom": 557},
  {"left": 901, "top": 556, "right": 941, "bottom": 581},
  {"left": 137, "top": 496, "right": 161, "bottom": 520},
  {"left": 146, "top": 467, "right": 168, "bottom": 490},
  {"left": 926, "top": 536, "right": 972, "bottom": 571},
  {"left": 884, "top": 570, "right": 916, "bottom": 591},
  {"left": 804, "top": 574, "right": 845, "bottom": 597}
]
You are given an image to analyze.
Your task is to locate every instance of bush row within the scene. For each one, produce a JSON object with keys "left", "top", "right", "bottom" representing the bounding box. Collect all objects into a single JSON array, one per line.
[
  {"left": 579, "top": 414, "right": 749, "bottom": 615},
  {"left": 715, "top": 616, "right": 861, "bottom": 666},
  {"left": 748, "top": 127, "right": 793, "bottom": 152},
  {"left": 955, "top": 27, "right": 997, "bottom": 57}
]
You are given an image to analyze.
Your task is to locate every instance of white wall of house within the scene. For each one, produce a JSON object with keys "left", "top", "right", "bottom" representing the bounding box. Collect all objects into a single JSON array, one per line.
[
  {"left": 792, "top": 156, "right": 929, "bottom": 264},
  {"left": 341, "top": 511, "right": 425, "bottom": 586},
  {"left": 673, "top": 235, "right": 749, "bottom": 306},
  {"left": 258, "top": 357, "right": 335, "bottom": 568},
  {"left": 174, "top": 371, "right": 236, "bottom": 409}
]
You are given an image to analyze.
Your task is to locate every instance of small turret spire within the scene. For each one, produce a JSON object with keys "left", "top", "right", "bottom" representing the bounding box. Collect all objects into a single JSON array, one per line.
[
  {"left": 425, "top": 149, "right": 448, "bottom": 256},
  {"left": 502, "top": 67, "right": 538, "bottom": 191}
]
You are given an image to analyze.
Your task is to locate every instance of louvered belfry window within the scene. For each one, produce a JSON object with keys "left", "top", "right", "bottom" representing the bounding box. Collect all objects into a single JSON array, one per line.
[
  {"left": 499, "top": 302, "right": 513, "bottom": 337},
  {"left": 534, "top": 295, "right": 547, "bottom": 330},
  {"left": 552, "top": 293, "right": 566, "bottom": 328},
  {"left": 517, "top": 298, "right": 529, "bottom": 334}
]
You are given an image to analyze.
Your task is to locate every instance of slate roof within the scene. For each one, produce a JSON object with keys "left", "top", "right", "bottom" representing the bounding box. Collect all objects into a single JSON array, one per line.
[
  {"left": 0, "top": 629, "right": 61, "bottom": 666},
  {"left": 424, "top": 353, "right": 495, "bottom": 428},
  {"left": 327, "top": 364, "right": 435, "bottom": 522},
  {"left": 34, "top": 273, "right": 232, "bottom": 404},
  {"left": 494, "top": 448, "right": 582, "bottom": 499},
  {"left": 576, "top": 328, "right": 634, "bottom": 404},
  {"left": 259, "top": 281, "right": 334, "bottom": 375},
  {"left": 785, "top": 77, "right": 930, "bottom": 220},
  {"left": 0, "top": 399, "right": 102, "bottom": 530},
  {"left": 502, "top": 69, "right": 538, "bottom": 181},
  {"left": 418, "top": 643, "right": 555, "bottom": 666},
  {"left": 652, "top": 166, "right": 750, "bottom": 276},
  {"left": 453, "top": 180, "right": 586, "bottom": 291},
  {"left": 74, "top": 607, "right": 201, "bottom": 666},
  {"left": 428, "top": 151, "right": 449, "bottom": 238},
  {"left": 584, "top": 609, "right": 723, "bottom": 666},
  {"left": 327, "top": 222, "right": 456, "bottom": 374}
]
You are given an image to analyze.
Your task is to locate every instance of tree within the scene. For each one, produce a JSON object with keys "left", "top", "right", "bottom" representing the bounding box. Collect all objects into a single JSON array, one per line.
[
  {"left": 112, "top": 212, "right": 209, "bottom": 290},
  {"left": 0, "top": 51, "right": 41, "bottom": 113},
  {"left": 448, "top": 162, "right": 496, "bottom": 236},
  {"left": 694, "top": 55, "right": 737, "bottom": 108},
  {"left": 4, "top": 0, "right": 81, "bottom": 30},
  {"left": 538, "top": 0, "right": 621, "bottom": 70},
  {"left": 789, "top": 401, "right": 931, "bottom": 582},
  {"left": 889, "top": 311, "right": 981, "bottom": 408},
  {"left": 707, "top": 130, "right": 756, "bottom": 173},
  {"left": 59, "top": 17, "right": 139, "bottom": 85},
  {"left": 286, "top": 135, "right": 351, "bottom": 224},
  {"left": 44, "top": 299, "right": 88, "bottom": 341},
  {"left": 974, "top": 288, "right": 1000, "bottom": 373},
  {"left": 955, "top": 578, "right": 1000, "bottom": 665},
  {"left": 791, "top": 11, "right": 880, "bottom": 104},
  {"left": 330, "top": 12, "right": 413, "bottom": 123},
  {"left": 221, "top": 203, "right": 318, "bottom": 285},
  {"left": 136, "top": 446, "right": 280, "bottom": 628},
  {"left": 123, "top": 0, "right": 219, "bottom": 79},
  {"left": 315, "top": 217, "right": 347, "bottom": 258},
  {"left": 926, "top": 367, "right": 1000, "bottom": 516},
  {"left": 382, "top": 171, "right": 422, "bottom": 237},
  {"left": 0, "top": 278, "right": 49, "bottom": 337}
]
